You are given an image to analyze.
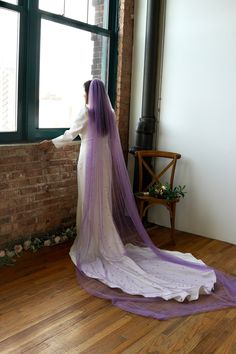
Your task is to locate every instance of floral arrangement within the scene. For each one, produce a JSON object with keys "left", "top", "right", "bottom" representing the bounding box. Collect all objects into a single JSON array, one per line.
[
  {"left": 0, "top": 226, "right": 76, "bottom": 267},
  {"left": 148, "top": 182, "right": 186, "bottom": 201},
  {"left": 136, "top": 182, "right": 186, "bottom": 201}
]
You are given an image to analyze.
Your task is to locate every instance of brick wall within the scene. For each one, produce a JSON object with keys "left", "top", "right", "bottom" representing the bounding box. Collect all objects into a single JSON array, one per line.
[
  {"left": 115, "top": 0, "right": 134, "bottom": 159},
  {"left": 0, "top": 0, "right": 134, "bottom": 246},
  {"left": 0, "top": 144, "right": 79, "bottom": 245}
]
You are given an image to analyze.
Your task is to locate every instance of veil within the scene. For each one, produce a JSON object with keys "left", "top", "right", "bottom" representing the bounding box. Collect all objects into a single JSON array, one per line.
[{"left": 75, "top": 79, "right": 236, "bottom": 320}]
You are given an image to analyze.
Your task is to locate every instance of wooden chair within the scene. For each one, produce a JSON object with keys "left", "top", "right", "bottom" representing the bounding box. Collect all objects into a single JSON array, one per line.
[{"left": 135, "top": 150, "right": 181, "bottom": 243}]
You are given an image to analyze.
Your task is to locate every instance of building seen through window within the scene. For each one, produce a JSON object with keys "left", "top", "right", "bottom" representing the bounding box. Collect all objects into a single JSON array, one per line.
[
  {"left": 0, "top": 0, "right": 117, "bottom": 142},
  {"left": 0, "top": 7, "right": 19, "bottom": 132}
]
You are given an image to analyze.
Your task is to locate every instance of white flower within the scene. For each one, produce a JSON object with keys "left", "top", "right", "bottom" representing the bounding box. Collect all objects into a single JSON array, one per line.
[
  {"left": 14, "top": 244, "right": 23, "bottom": 253},
  {"left": 6, "top": 250, "right": 16, "bottom": 258},
  {"left": 23, "top": 240, "right": 31, "bottom": 250},
  {"left": 54, "top": 236, "right": 61, "bottom": 244},
  {"left": 0, "top": 250, "right": 6, "bottom": 257},
  {"left": 62, "top": 235, "right": 68, "bottom": 241},
  {"left": 161, "top": 185, "right": 166, "bottom": 190},
  {"left": 44, "top": 240, "right": 51, "bottom": 246}
]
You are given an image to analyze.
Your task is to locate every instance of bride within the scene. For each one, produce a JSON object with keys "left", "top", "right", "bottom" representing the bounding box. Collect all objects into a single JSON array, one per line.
[{"left": 41, "top": 79, "right": 236, "bottom": 319}]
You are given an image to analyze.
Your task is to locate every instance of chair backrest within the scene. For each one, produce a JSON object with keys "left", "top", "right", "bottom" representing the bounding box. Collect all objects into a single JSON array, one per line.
[{"left": 135, "top": 150, "right": 181, "bottom": 192}]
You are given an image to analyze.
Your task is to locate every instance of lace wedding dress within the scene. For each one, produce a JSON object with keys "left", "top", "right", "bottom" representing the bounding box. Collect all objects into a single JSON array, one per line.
[
  {"left": 52, "top": 105, "right": 216, "bottom": 303},
  {"left": 51, "top": 79, "right": 235, "bottom": 319}
]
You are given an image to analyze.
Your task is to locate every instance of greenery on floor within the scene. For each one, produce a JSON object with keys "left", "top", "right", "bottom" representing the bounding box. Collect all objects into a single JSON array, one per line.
[{"left": 0, "top": 226, "right": 76, "bottom": 267}]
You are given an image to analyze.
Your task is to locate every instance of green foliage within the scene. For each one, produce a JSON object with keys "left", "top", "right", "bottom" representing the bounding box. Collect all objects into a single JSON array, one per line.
[
  {"left": 0, "top": 226, "right": 77, "bottom": 267},
  {"left": 148, "top": 182, "right": 186, "bottom": 201}
]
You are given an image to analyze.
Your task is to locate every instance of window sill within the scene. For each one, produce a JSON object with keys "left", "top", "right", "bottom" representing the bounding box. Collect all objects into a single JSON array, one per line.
[{"left": 0, "top": 140, "right": 81, "bottom": 148}]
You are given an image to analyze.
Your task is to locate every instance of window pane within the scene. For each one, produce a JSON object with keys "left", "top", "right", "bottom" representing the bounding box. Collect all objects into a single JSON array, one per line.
[
  {"left": 5, "top": 1, "right": 18, "bottom": 4},
  {"left": 39, "top": 19, "right": 109, "bottom": 128},
  {"left": 38, "top": 0, "right": 64, "bottom": 16},
  {"left": 39, "top": 0, "right": 109, "bottom": 29},
  {"left": 0, "top": 8, "right": 19, "bottom": 132}
]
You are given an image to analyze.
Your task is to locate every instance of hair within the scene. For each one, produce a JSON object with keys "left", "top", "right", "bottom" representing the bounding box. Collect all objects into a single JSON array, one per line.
[
  {"left": 86, "top": 79, "right": 115, "bottom": 136},
  {"left": 83, "top": 80, "right": 92, "bottom": 103}
]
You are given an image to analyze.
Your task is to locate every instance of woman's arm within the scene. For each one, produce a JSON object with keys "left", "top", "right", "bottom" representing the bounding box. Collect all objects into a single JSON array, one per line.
[{"left": 52, "top": 105, "right": 88, "bottom": 148}]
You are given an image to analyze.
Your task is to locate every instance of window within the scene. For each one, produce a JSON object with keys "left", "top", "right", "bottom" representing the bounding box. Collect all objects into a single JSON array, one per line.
[
  {"left": 39, "top": 20, "right": 109, "bottom": 128},
  {"left": 0, "top": 0, "right": 118, "bottom": 143},
  {"left": 0, "top": 7, "right": 19, "bottom": 132}
]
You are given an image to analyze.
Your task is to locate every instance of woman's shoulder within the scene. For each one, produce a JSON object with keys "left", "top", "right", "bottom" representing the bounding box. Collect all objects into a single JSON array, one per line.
[
  {"left": 76, "top": 105, "right": 88, "bottom": 119},
  {"left": 80, "top": 104, "right": 88, "bottom": 114}
]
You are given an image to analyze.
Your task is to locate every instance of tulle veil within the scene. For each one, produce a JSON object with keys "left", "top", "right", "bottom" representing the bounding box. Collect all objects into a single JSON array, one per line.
[{"left": 75, "top": 79, "right": 236, "bottom": 320}]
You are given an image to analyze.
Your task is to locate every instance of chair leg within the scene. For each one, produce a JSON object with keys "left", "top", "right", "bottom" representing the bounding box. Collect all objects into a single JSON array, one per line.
[
  {"left": 169, "top": 203, "right": 176, "bottom": 245},
  {"left": 139, "top": 201, "right": 145, "bottom": 221}
]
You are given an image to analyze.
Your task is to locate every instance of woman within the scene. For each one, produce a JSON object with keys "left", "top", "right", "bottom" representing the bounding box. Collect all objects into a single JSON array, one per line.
[{"left": 41, "top": 79, "right": 236, "bottom": 319}]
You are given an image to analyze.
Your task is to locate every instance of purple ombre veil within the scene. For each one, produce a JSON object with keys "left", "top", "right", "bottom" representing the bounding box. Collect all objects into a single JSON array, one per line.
[{"left": 75, "top": 79, "right": 236, "bottom": 320}]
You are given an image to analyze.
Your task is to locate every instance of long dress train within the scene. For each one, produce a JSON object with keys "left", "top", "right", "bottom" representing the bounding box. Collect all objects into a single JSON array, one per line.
[{"left": 53, "top": 79, "right": 236, "bottom": 319}]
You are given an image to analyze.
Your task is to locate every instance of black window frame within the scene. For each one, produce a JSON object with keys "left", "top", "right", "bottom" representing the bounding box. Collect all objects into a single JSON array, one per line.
[{"left": 0, "top": 0, "right": 119, "bottom": 143}]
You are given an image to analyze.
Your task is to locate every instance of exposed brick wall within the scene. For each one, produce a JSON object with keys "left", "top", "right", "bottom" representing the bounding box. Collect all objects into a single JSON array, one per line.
[
  {"left": 0, "top": 143, "right": 80, "bottom": 245},
  {"left": 115, "top": 0, "right": 134, "bottom": 158},
  {"left": 0, "top": 0, "right": 134, "bottom": 246}
]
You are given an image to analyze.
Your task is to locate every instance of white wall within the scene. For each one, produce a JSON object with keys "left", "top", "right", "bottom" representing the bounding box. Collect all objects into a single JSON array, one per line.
[
  {"left": 128, "top": 0, "right": 147, "bottom": 181},
  {"left": 150, "top": 0, "right": 236, "bottom": 244}
]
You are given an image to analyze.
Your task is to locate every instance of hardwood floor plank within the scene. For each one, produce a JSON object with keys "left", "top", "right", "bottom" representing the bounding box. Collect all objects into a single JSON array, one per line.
[
  {"left": 0, "top": 229, "right": 236, "bottom": 354},
  {"left": 26, "top": 307, "right": 128, "bottom": 354},
  {"left": 215, "top": 328, "right": 236, "bottom": 354},
  {"left": 188, "top": 317, "right": 236, "bottom": 353},
  {"left": 107, "top": 317, "right": 171, "bottom": 353},
  {"left": 72, "top": 315, "right": 132, "bottom": 353},
  {"left": 3, "top": 302, "right": 117, "bottom": 354}
]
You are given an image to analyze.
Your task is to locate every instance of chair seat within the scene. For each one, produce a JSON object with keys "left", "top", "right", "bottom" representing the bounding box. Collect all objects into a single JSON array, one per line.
[
  {"left": 134, "top": 150, "right": 182, "bottom": 244},
  {"left": 135, "top": 193, "right": 180, "bottom": 205}
]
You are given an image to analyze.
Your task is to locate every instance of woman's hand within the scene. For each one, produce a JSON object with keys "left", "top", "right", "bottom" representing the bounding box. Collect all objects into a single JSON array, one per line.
[{"left": 38, "top": 140, "right": 54, "bottom": 152}]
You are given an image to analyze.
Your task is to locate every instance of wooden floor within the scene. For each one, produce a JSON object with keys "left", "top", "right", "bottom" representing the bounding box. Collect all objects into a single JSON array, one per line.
[{"left": 1, "top": 227, "right": 236, "bottom": 354}]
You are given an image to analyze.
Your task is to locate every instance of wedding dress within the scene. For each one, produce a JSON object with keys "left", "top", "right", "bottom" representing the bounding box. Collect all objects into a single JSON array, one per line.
[{"left": 52, "top": 79, "right": 236, "bottom": 319}]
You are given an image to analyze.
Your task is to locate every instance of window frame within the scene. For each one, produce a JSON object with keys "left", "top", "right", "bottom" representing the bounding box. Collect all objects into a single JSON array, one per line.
[{"left": 0, "top": 0, "right": 119, "bottom": 143}]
